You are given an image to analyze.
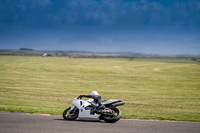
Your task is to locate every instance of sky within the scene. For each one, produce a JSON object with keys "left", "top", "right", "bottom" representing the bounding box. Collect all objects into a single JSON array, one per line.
[{"left": 0, "top": 0, "right": 200, "bottom": 54}]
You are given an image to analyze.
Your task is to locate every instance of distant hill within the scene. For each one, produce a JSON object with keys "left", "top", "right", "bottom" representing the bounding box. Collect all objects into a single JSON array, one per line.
[{"left": 0, "top": 49, "right": 200, "bottom": 59}]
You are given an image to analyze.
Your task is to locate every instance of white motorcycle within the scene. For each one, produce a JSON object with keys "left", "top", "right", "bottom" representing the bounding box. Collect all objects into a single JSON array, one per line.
[{"left": 63, "top": 95, "right": 125, "bottom": 123}]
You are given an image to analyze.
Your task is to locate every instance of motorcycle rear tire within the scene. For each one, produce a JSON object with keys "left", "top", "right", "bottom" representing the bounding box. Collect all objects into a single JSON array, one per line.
[
  {"left": 102, "top": 107, "right": 121, "bottom": 123},
  {"left": 63, "top": 107, "right": 79, "bottom": 120}
]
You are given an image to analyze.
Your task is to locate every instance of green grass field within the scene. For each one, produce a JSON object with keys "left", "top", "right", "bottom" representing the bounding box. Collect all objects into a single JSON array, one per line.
[{"left": 0, "top": 56, "right": 200, "bottom": 122}]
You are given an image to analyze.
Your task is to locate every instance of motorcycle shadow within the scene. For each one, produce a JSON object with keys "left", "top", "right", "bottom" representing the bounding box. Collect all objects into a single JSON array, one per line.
[{"left": 54, "top": 119, "right": 106, "bottom": 123}]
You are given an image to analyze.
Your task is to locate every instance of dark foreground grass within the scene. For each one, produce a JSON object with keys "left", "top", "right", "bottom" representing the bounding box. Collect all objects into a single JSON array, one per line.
[{"left": 0, "top": 56, "right": 200, "bottom": 122}]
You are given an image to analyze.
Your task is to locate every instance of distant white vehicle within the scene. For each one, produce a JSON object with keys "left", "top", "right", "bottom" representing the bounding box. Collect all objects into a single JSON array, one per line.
[{"left": 42, "top": 53, "right": 47, "bottom": 57}]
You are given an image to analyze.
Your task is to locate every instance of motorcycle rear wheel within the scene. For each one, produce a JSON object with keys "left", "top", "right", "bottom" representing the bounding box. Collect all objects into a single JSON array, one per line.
[
  {"left": 63, "top": 107, "right": 79, "bottom": 120},
  {"left": 101, "top": 107, "right": 121, "bottom": 123}
]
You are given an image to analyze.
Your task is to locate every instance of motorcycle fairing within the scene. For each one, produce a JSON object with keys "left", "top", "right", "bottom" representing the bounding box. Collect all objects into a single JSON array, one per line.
[
  {"left": 70, "top": 98, "right": 100, "bottom": 120},
  {"left": 78, "top": 110, "right": 100, "bottom": 120}
]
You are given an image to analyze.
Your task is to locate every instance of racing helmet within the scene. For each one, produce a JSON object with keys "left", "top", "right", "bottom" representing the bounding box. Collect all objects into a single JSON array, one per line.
[{"left": 90, "top": 91, "right": 99, "bottom": 96}]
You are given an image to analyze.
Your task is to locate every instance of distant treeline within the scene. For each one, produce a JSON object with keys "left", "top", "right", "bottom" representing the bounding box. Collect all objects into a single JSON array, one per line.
[
  {"left": 0, "top": 49, "right": 200, "bottom": 60},
  {"left": 191, "top": 58, "right": 200, "bottom": 62},
  {"left": 19, "top": 48, "right": 34, "bottom": 51}
]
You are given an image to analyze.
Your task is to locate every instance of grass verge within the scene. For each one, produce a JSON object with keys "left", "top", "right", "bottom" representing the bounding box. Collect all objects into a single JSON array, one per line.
[{"left": 0, "top": 56, "right": 199, "bottom": 121}]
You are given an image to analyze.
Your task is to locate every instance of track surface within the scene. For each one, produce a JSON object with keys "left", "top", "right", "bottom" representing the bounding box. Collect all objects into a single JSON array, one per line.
[{"left": 0, "top": 111, "right": 200, "bottom": 133}]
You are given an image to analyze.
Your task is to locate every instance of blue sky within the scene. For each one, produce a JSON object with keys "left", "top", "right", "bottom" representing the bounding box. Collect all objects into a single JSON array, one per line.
[{"left": 0, "top": 0, "right": 200, "bottom": 54}]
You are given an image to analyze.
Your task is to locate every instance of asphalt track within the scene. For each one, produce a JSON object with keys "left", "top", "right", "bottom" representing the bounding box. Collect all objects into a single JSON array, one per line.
[{"left": 0, "top": 111, "right": 200, "bottom": 133}]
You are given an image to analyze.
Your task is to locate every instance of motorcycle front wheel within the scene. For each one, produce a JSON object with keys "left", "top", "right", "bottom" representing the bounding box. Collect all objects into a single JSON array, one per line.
[
  {"left": 101, "top": 107, "right": 122, "bottom": 123},
  {"left": 63, "top": 107, "right": 79, "bottom": 120}
]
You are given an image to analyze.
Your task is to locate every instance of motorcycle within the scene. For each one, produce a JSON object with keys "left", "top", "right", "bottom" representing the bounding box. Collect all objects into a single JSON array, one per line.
[{"left": 63, "top": 96, "right": 125, "bottom": 123}]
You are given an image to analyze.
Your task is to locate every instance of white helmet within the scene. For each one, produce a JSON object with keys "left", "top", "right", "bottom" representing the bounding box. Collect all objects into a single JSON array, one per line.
[{"left": 90, "top": 91, "right": 99, "bottom": 96}]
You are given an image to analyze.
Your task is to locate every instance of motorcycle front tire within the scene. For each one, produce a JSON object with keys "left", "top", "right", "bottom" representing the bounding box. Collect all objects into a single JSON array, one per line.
[{"left": 63, "top": 107, "right": 79, "bottom": 120}]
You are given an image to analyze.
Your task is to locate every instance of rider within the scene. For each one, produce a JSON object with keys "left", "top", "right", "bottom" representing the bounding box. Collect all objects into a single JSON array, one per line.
[{"left": 78, "top": 91, "right": 105, "bottom": 110}]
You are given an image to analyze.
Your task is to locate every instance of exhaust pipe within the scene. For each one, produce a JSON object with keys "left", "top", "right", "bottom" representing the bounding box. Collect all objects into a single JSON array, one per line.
[{"left": 112, "top": 101, "right": 125, "bottom": 107}]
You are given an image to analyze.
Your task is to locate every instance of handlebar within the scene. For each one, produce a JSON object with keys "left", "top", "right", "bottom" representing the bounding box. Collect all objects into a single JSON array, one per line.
[{"left": 77, "top": 96, "right": 81, "bottom": 99}]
